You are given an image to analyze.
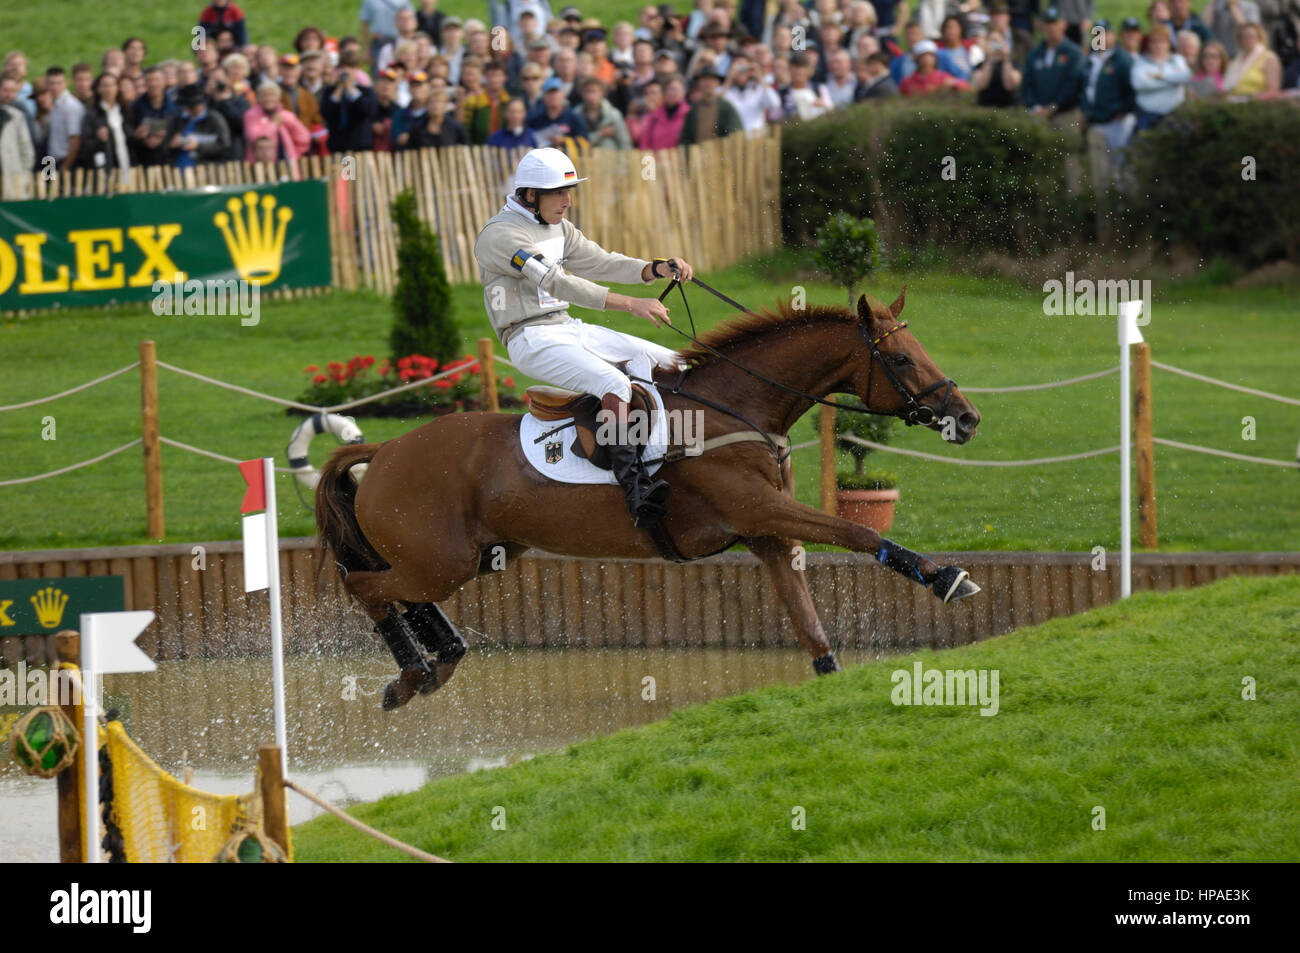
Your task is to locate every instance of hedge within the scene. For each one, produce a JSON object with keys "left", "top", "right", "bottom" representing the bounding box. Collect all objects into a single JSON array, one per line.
[
  {"left": 1126, "top": 98, "right": 1300, "bottom": 266},
  {"left": 782, "top": 97, "right": 1300, "bottom": 266}
]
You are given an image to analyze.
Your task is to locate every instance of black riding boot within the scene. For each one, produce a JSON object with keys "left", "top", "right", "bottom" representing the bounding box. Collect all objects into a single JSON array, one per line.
[{"left": 601, "top": 393, "right": 669, "bottom": 528}]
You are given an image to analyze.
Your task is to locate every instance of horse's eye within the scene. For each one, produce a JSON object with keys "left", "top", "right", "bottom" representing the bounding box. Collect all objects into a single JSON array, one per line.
[{"left": 891, "top": 353, "right": 912, "bottom": 366}]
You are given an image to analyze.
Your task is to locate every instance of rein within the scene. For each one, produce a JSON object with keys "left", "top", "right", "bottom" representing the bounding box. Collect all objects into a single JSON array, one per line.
[{"left": 648, "top": 271, "right": 957, "bottom": 429}]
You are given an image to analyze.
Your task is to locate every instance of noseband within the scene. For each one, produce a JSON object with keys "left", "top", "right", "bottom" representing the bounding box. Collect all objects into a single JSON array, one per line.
[{"left": 862, "top": 321, "right": 957, "bottom": 427}]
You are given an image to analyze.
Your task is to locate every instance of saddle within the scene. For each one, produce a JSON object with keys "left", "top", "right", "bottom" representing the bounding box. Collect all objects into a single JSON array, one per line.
[{"left": 525, "top": 381, "right": 657, "bottom": 471}]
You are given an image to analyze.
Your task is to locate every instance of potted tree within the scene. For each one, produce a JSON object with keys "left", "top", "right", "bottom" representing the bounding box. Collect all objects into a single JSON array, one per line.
[
  {"left": 813, "top": 211, "right": 891, "bottom": 524},
  {"left": 834, "top": 403, "right": 900, "bottom": 531}
]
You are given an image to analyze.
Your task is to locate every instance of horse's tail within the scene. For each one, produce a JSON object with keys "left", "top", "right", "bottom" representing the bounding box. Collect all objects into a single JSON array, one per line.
[{"left": 314, "top": 443, "right": 387, "bottom": 581}]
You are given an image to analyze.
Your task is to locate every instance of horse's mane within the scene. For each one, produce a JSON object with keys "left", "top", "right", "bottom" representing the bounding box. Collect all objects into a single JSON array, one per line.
[{"left": 676, "top": 298, "right": 865, "bottom": 370}]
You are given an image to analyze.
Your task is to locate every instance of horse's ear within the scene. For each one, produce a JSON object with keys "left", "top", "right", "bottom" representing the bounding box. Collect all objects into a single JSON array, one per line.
[
  {"left": 856, "top": 293, "right": 872, "bottom": 323},
  {"left": 889, "top": 286, "right": 906, "bottom": 320}
]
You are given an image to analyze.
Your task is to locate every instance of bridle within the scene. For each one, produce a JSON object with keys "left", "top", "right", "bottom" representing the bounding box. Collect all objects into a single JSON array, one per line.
[
  {"left": 861, "top": 320, "right": 957, "bottom": 428},
  {"left": 641, "top": 270, "right": 958, "bottom": 431}
]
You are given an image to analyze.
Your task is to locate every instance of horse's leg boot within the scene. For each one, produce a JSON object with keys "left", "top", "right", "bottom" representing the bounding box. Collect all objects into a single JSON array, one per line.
[
  {"left": 601, "top": 392, "right": 670, "bottom": 528},
  {"left": 375, "top": 610, "right": 437, "bottom": 710},
  {"left": 929, "top": 565, "right": 982, "bottom": 604},
  {"left": 404, "top": 601, "right": 468, "bottom": 669},
  {"left": 813, "top": 653, "right": 840, "bottom": 675}
]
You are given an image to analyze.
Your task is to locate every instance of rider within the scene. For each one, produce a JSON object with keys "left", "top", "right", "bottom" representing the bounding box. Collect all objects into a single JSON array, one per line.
[{"left": 474, "top": 147, "right": 696, "bottom": 528}]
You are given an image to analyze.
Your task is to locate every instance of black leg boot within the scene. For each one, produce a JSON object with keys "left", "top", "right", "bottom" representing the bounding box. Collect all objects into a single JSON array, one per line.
[
  {"left": 601, "top": 393, "right": 670, "bottom": 528},
  {"left": 374, "top": 609, "right": 436, "bottom": 711},
  {"left": 403, "top": 602, "right": 468, "bottom": 667}
]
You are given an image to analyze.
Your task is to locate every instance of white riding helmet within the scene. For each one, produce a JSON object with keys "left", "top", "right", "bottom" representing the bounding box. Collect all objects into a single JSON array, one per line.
[{"left": 510, "top": 147, "right": 588, "bottom": 195}]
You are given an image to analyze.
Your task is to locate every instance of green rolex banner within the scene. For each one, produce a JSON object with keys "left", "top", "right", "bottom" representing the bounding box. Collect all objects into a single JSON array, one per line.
[
  {"left": 0, "top": 180, "right": 331, "bottom": 310},
  {"left": 0, "top": 577, "right": 126, "bottom": 637}
]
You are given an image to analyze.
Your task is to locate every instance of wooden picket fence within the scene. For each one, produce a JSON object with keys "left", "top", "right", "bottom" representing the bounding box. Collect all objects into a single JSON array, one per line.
[
  {"left": 0, "top": 129, "right": 782, "bottom": 295},
  {"left": 3, "top": 541, "right": 1297, "bottom": 666}
]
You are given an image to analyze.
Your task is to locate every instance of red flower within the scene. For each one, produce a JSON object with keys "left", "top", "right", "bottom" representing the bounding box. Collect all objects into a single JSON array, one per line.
[
  {"left": 314, "top": 374, "right": 327, "bottom": 384},
  {"left": 502, "top": 376, "right": 515, "bottom": 388},
  {"left": 362, "top": 355, "right": 376, "bottom": 368},
  {"left": 304, "top": 364, "right": 318, "bottom": 373},
  {"left": 398, "top": 357, "right": 413, "bottom": 370},
  {"left": 449, "top": 372, "right": 462, "bottom": 384},
  {"left": 328, "top": 361, "right": 343, "bottom": 371},
  {"left": 434, "top": 379, "right": 453, "bottom": 390},
  {"left": 398, "top": 368, "right": 416, "bottom": 381}
]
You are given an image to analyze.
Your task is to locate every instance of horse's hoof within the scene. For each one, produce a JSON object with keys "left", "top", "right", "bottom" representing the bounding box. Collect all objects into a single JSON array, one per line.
[
  {"left": 931, "top": 566, "right": 981, "bottom": 604},
  {"left": 381, "top": 665, "right": 436, "bottom": 710},
  {"left": 417, "top": 662, "right": 442, "bottom": 695},
  {"left": 813, "top": 653, "right": 840, "bottom": 675}
]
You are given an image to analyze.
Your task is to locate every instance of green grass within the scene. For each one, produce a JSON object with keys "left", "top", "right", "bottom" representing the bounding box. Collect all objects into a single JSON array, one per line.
[
  {"left": 291, "top": 573, "right": 1300, "bottom": 862},
  {"left": 3, "top": 249, "right": 1298, "bottom": 552},
  {"left": 7, "top": 1, "right": 1154, "bottom": 76}
]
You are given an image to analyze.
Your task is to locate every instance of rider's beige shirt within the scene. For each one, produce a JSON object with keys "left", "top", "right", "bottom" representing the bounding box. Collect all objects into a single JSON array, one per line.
[{"left": 474, "top": 197, "right": 656, "bottom": 347}]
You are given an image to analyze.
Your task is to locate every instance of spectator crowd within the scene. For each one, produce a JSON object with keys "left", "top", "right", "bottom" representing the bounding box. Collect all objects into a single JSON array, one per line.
[{"left": 1, "top": 0, "right": 1298, "bottom": 185}]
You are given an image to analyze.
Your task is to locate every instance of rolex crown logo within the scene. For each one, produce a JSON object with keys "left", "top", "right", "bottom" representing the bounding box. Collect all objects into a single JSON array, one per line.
[
  {"left": 213, "top": 191, "right": 293, "bottom": 285},
  {"left": 30, "top": 586, "right": 69, "bottom": 629}
]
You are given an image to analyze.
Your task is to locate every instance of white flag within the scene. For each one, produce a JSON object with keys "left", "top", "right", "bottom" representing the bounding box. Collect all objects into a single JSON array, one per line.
[
  {"left": 242, "top": 512, "right": 269, "bottom": 592},
  {"left": 1118, "top": 299, "right": 1145, "bottom": 346},
  {"left": 82, "top": 611, "right": 156, "bottom": 675}
]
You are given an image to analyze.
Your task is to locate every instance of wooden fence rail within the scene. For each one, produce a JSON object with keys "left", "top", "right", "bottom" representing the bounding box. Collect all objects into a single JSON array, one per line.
[
  {"left": 0, "top": 130, "right": 782, "bottom": 296},
  {"left": 2, "top": 541, "right": 1296, "bottom": 666}
]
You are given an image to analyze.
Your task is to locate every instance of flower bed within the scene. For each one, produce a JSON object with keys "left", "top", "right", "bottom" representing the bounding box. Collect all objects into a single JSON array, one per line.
[{"left": 292, "top": 353, "right": 523, "bottom": 418}]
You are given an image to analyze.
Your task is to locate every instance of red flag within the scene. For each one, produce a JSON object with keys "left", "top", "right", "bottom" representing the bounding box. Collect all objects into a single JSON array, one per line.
[{"left": 239, "top": 459, "right": 266, "bottom": 513}]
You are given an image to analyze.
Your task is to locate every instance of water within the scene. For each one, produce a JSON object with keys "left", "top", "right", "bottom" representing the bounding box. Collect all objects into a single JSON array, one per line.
[{"left": 1, "top": 646, "right": 814, "bottom": 862}]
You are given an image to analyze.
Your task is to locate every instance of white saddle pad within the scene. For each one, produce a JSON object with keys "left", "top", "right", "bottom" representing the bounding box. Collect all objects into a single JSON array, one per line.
[{"left": 518, "top": 383, "right": 671, "bottom": 485}]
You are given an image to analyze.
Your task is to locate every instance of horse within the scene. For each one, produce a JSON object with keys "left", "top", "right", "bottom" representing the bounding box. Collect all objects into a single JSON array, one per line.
[{"left": 316, "top": 288, "right": 983, "bottom": 709}]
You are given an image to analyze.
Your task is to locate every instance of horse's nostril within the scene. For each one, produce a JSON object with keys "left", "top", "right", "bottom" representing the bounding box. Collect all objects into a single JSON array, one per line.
[{"left": 959, "top": 412, "right": 978, "bottom": 429}]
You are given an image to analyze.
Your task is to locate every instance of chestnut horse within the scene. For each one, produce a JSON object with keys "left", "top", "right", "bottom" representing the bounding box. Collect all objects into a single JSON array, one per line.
[{"left": 316, "top": 289, "right": 983, "bottom": 709}]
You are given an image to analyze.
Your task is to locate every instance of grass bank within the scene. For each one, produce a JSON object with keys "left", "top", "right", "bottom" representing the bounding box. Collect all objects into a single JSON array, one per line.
[{"left": 292, "top": 573, "right": 1300, "bottom": 862}]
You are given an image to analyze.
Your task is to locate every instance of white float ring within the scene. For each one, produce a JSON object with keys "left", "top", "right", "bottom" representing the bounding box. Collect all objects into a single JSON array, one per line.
[{"left": 286, "top": 412, "right": 367, "bottom": 489}]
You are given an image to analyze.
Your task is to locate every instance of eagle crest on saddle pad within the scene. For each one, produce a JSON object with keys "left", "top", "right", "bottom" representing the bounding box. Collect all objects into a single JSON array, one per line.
[{"left": 544, "top": 440, "right": 564, "bottom": 463}]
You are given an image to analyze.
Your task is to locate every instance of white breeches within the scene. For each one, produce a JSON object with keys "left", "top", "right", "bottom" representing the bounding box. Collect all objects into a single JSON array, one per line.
[{"left": 505, "top": 318, "right": 686, "bottom": 403}]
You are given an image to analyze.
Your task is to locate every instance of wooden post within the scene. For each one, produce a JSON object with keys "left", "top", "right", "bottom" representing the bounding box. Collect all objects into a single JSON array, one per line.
[
  {"left": 139, "top": 341, "right": 164, "bottom": 539},
  {"left": 258, "top": 745, "right": 289, "bottom": 857},
  {"left": 1132, "top": 342, "right": 1157, "bottom": 548},
  {"left": 820, "top": 404, "right": 837, "bottom": 515},
  {"left": 477, "top": 337, "right": 499, "bottom": 413},
  {"left": 55, "top": 630, "right": 84, "bottom": 863}
]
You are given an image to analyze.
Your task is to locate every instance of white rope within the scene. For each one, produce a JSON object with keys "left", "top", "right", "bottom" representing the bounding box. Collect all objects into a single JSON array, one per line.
[
  {"left": 961, "top": 366, "right": 1120, "bottom": 393},
  {"left": 0, "top": 438, "right": 143, "bottom": 486},
  {"left": 829, "top": 433, "right": 1296, "bottom": 469},
  {"left": 838, "top": 433, "right": 1121, "bottom": 466},
  {"left": 0, "top": 362, "right": 141, "bottom": 412},
  {"left": 1153, "top": 437, "right": 1299, "bottom": 469},
  {"left": 1152, "top": 361, "right": 1300, "bottom": 407},
  {"left": 155, "top": 360, "right": 325, "bottom": 411},
  {"left": 789, "top": 439, "right": 820, "bottom": 452},
  {"left": 156, "top": 358, "right": 478, "bottom": 413},
  {"left": 158, "top": 436, "right": 298, "bottom": 472}
]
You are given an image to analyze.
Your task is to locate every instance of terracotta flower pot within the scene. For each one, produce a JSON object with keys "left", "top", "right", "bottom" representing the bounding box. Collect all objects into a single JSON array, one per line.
[{"left": 836, "top": 488, "right": 900, "bottom": 533}]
